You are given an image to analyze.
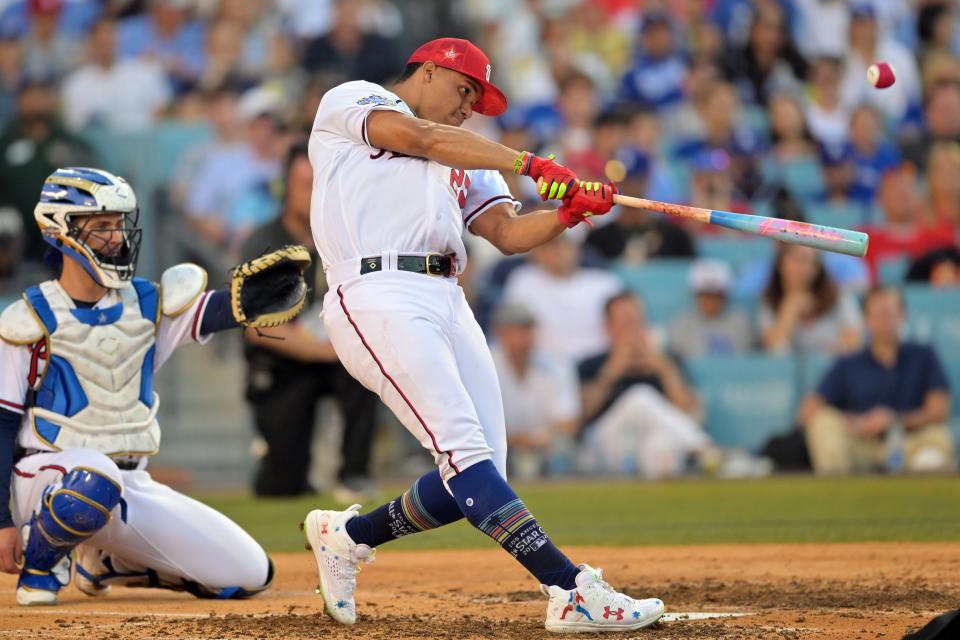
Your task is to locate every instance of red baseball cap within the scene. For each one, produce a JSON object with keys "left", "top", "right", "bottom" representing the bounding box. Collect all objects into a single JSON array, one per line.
[{"left": 407, "top": 38, "right": 507, "bottom": 117}]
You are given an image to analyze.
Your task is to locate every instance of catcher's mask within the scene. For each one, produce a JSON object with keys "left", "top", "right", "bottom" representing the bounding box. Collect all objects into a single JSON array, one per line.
[{"left": 34, "top": 167, "right": 142, "bottom": 289}]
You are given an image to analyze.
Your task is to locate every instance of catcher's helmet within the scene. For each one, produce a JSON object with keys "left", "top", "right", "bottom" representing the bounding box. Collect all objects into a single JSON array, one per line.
[{"left": 34, "top": 167, "right": 142, "bottom": 289}]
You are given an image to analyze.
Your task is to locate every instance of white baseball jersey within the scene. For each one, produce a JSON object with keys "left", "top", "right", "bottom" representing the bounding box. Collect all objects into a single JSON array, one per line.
[{"left": 308, "top": 80, "right": 518, "bottom": 280}]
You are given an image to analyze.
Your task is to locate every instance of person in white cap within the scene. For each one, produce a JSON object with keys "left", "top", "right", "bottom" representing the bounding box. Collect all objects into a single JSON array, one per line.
[{"left": 668, "top": 258, "right": 754, "bottom": 360}]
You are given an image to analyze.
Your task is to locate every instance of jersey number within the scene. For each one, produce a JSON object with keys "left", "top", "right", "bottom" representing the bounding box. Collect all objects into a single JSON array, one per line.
[{"left": 449, "top": 169, "right": 471, "bottom": 209}]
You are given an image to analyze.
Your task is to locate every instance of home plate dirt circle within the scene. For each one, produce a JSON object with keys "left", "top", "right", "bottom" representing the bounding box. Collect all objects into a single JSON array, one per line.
[{"left": 1, "top": 543, "right": 956, "bottom": 639}]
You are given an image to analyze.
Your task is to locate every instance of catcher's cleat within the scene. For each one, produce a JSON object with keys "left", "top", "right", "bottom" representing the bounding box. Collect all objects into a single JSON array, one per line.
[
  {"left": 541, "top": 564, "right": 664, "bottom": 633},
  {"left": 16, "top": 524, "right": 72, "bottom": 606},
  {"left": 302, "top": 504, "right": 374, "bottom": 625},
  {"left": 74, "top": 545, "right": 112, "bottom": 597}
]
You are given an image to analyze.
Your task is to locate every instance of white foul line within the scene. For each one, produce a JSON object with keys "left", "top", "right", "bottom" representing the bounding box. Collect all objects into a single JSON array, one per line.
[{"left": 661, "top": 611, "right": 754, "bottom": 622}]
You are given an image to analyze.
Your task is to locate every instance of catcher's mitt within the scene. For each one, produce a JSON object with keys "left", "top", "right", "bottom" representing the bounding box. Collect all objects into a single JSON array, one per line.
[{"left": 230, "top": 245, "right": 312, "bottom": 328}]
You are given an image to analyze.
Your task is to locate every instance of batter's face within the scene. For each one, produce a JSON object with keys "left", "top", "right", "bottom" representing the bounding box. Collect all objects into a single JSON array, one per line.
[{"left": 418, "top": 63, "right": 481, "bottom": 127}]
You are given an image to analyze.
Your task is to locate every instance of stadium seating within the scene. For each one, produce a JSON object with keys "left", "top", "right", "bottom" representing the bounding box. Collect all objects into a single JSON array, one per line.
[
  {"left": 613, "top": 258, "right": 694, "bottom": 325},
  {"left": 877, "top": 256, "right": 911, "bottom": 285},
  {"left": 697, "top": 234, "right": 774, "bottom": 271},
  {"left": 903, "top": 285, "right": 960, "bottom": 416},
  {"left": 685, "top": 354, "right": 797, "bottom": 451}
]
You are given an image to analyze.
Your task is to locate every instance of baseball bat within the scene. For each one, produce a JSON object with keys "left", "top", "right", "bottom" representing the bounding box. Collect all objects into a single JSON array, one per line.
[{"left": 611, "top": 194, "right": 869, "bottom": 257}]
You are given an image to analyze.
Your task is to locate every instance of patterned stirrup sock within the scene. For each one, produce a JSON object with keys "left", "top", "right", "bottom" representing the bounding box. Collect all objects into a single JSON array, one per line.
[
  {"left": 345, "top": 469, "right": 463, "bottom": 547},
  {"left": 447, "top": 460, "right": 579, "bottom": 589}
]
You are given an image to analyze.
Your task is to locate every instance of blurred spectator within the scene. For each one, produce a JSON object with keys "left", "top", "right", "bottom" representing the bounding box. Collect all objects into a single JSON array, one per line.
[
  {"left": 675, "top": 82, "right": 764, "bottom": 203},
  {"left": 301, "top": 0, "right": 399, "bottom": 87},
  {"left": 212, "top": 0, "right": 277, "bottom": 85},
  {"left": 117, "top": 0, "right": 206, "bottom": 92},
  {"left": 818, "top": 141, "right": 856, "bottom": 206},
  {"left": 560, "top": 3, "right": 631, "bottom": 86},
  {"left": 863, "top": 165, "right": 955, "bottom": 282},
  {"left": 619, "top": 11, "right": 687, "bottom": 112},
  {"left": 818, "top": 104, "right": 901, "bottom": 207},
  {"left": 668, "top": 259, "right": 754, "bottom": 359},
  {"left": 760, "top": 243, "right": 863, "bottom": 356},
  {"left": 804, "top": 56, "right": 854, "bottom": 148},
  {"left": 0, "top": 77, "right": 90, "bottom": 261},
  {"left": 924, "top": 141, "right": 960, "bottom": 226},
  {"left": 722, "top": 2, "right": 806, "bottom": 107},
  {"left": 901, "top": 80, "right": 960, "bottom": 169},
  {"left": 907, "top": 246, "right": 960, "bottom": 287},
  {"left": 183, "top": 86, "right": 282, "bottom": 257},
  {"left": 767, "top": 92, "right": 817, "bottom": 163},
  {"left": 16, "top": 0, "right": 84, "bottom": 80},
  {"left": 242, "top": 141, "right": 379, "bottom": 498},
  {"left": 0, "top": 26, "right": 21, "bottom": 127},
  {"left": 195, "top": 16, "right": 246, "bottom": 92},
  {"left": 916, "top": 2, "right": 960, "bottom": 93},
  {"left": 917, "top": 1, "right": 957, "bottom": 61},
  {"left": 583, "top": 205, "right": 695, "bottom": 264},
  {"left": 794, "top": 0, "right": 849, "bottom": 58},
  {"left": 577, "top": 292, "right": 708, "bottom": 478},
  {"left": 501, "top": 234, "right": 623, "bottom": 366},
  {"left": 670, "top": 55, "right": 723, "bottom": 143},
  {"left": 846, "top": 104, "right": 902, "bottom": 205},
  {"left": 688, "top": 147, "right": 752, "bottom": 214},
  {"left": 0, "top": 205, "right": 49, "bottom": 304},
  {"left": 840, "top": 1, "right": 922, "bottom": 127},
  {"left": 275, "top": 0, "right": 333, "bottom": 39},
  {"left": 0, "top": 0, "right": 99, "bottom": 39},
  {"left": 60, "top": 17, "right": 171, "bottom": 132},
  {"left": 553, "top": 70, "right": 602, "bottom": 157},
  {"left": 564, "top": 109, "right": 628, "bottom": 182},
  {"left": 799, "top": 286, "right": 956, "bottom": 474},
  {"left": 491, "top": 303, "right": 579, "bottom": 480}
]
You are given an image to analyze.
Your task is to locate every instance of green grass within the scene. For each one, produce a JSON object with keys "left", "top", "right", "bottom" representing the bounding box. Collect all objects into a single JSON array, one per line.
[{"left": 197, "top": 475, "right": 960, "bottom": 553}]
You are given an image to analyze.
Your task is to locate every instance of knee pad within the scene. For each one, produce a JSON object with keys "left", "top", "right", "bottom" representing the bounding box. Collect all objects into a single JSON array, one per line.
[{"left": 38, "top": 466, "right": 122, "bottom": 547}]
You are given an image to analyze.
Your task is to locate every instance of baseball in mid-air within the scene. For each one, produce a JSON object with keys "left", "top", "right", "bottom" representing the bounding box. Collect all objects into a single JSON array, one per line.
[{"left": 867, "top": 62, "right": 896, "bottom": 89}]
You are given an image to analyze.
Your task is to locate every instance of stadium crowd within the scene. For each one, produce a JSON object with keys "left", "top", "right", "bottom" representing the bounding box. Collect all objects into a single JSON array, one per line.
[{"left": 0, "top": 0, "right": 957, "bottom": 487}]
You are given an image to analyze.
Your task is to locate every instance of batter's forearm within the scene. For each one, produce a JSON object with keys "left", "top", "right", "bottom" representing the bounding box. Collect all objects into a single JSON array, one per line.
[
  {"left": 420, "top": 122, "right": 521, "bottom": 172},
  {"left": 496, "top": 209, "right": 566, "bottom": 254},
  {"left": 367, "top": 111, "right": 521, "bottom": 172}
]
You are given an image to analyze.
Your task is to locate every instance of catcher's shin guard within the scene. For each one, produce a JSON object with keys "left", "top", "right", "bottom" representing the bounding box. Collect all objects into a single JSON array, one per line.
[{"left": 19, "top": 467, "right": 122, "bottom": 604}]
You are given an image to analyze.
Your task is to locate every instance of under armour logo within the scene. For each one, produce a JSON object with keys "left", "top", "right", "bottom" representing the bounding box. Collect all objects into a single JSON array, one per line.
[
  {"left": 321, "top": 522, "right": 329, "bottom": 535},
  {"left": 603, "top": 607, "right": 624, "bottom": 620}
]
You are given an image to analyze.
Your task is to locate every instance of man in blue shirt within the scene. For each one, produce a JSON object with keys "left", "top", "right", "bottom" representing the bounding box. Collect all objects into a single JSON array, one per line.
[{"left": 798, "top": 286, "right": 955, "bottom": 474}]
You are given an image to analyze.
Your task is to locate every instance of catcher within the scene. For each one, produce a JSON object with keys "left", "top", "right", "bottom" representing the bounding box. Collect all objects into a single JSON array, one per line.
[{"left": 0, "top": 167, "right": 309, "bottom": 605}]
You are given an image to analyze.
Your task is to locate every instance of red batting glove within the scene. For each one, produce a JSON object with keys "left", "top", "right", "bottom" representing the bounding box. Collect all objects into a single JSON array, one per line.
[
  {"left": 514, "top": 151, "right": 579, "bottom": 201},
  {"left": 556, "top": 181, "right": 618, "bottom": 228}
]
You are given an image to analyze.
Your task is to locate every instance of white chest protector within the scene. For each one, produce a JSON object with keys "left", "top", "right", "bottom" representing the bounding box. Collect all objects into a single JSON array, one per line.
[
  {"left": 0, "top": 264, "right": 207, "bottom": 456},
  {"left": 23, "top": 279, "right": 161, "bottom": 455}
]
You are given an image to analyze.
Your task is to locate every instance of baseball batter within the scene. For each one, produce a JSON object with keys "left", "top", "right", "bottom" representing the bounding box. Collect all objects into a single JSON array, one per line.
[
  {"left": 302, "top": 38, "right": 664, "bottom": 632},
  {"left": 0, "top": 167, "right": 303, "bottom": 605}
]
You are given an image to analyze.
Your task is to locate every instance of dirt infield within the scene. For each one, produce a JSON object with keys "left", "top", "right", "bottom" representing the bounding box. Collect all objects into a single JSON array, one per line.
[{"left": 1, "top": 542, "right": 957, "bottom": 639}]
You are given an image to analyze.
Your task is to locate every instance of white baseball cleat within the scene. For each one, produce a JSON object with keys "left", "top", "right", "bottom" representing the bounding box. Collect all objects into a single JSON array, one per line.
[
  {"left": 301, "top": 504, "right": 374, "bottom": 625},
  {"left": 541, "top": 564, "right": 664, "bottom": 633}
]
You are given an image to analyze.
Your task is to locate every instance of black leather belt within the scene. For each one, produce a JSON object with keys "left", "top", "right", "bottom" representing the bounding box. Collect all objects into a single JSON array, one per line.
[{"left": 360, "top": 253, "right": 456, "bottom": 277}]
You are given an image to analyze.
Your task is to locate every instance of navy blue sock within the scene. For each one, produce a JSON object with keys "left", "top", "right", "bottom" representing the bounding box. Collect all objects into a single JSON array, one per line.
[
  {"left": 447, "top": 460, "right": 579, "bottom": 589},
  {"left": 345, "top": 469, "right": 463, "bottom": 548}
]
